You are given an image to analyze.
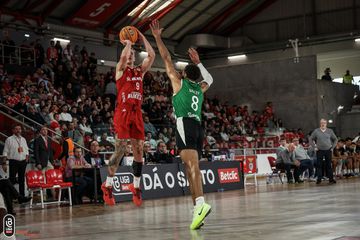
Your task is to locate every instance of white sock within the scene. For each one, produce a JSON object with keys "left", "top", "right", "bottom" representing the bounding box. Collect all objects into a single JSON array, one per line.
[
  {"left": 195, "top": 196, "right": 205, "bottom": 208},
  {"left": 133, "top": 177, "right": 141, "bottom": 189},
  {"left": 355, "top": 168, "right": 359, "bottom": 173},
  {"left": 105, "top": 176, "right": 113, "bottom": 187}
]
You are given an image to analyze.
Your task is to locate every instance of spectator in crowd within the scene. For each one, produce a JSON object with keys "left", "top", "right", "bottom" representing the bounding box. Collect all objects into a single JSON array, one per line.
[
  {"left": 145, "top": 132, "right": 157, "bottom": 150},
  {"left": 79, "top": 116, "right": 93, "bottom": 135},
  {"left": 144, "top": 116, "right": 157, "bottom": 137},
  {"left": 46, "top": 40, "right": 58, "bottom": 64},
  {"left": 309, "top": 119, "right": 337, "bottom": 184},
  {"left": 50, "top": 112, "right": 61, "bottom": 135},
  {"left": 276, "top": 143, "right": 301, "bottom": 183},
  {"left": 202, "top": 145, "right": 213, "bottom": 162},
  {"left": 84, "top": 140, "right": 104, "bottom": 198},
  {"left": 2, "top": 124, "right": 29, "bottom": 197},
  {"left": 14, "top": 96, "right": 28, "bottom": 115},
  {"left": 344, "top": 138, "right": 357, "bottom": 177},
  {"left": 65, "top": 147, "right": 92, "bottom": 204},
  {"left": 67, "top": 121, "right": 82, "bottom": 144},
  {"left": 58, "top": 131, "right": 75, "bottom": 166},
  {"left": 55, "top": 40, "right": 63, "bottom": 65},
  {"left": 59, "top": 104, "right": 73, "bottom": 123},
  {"left": 34, "top": 126, "right": 54, "bottom": 171},
  {"left": 40, "top": 105, "right": 51, "bottom": 124},
  {"left": 332, "top": 139, "right": 346, "bottom": 177},
  {"left": 321, "top": 67, "right": 332, "bottom": 81},
  {"left": 84, "top": 140, "right": 104, "bottom": 168},
  {"left": 34, "top": 126, "right": 55, "bottom": 199},
  {"left": 27, "top": 105, "right": 45, "bottom": 125},
  {"left": 98, "top": 133, "right": 113, "bottom": 151},
  {"left": 353, "top": 132, "right": 360, "bottom": 143},
  {"left": 154, "top": 141, "right": 174, "bottom": 164},
  {"left": 342, "top": 70, "right": 354, "bottom": 84},
  {"left": 143, "top": 141, "right": 155, "bottom": 164},
  {"left": 34, "top": 39, "right": 45, "bottom": 67},
  {"left": 63, "top": 43, "right": 73, "bottom": 70},
  {"left": 292, "top": 138, "right": 315, "bottom": 181}
]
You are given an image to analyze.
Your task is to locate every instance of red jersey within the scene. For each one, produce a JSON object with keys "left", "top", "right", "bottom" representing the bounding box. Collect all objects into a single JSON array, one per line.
[{"left": 116, "top": 66, "right": 143, "bottom": 109}]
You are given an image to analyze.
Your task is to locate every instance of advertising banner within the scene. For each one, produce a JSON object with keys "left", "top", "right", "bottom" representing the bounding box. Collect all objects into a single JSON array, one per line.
[{"left": 100, "top": 161, "right": 244, "bottom": 203}]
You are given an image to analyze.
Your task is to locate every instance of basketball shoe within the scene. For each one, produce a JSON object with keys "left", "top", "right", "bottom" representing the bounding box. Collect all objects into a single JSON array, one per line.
[
  {"left": 190, "top": 203, "right": 211, "bottom": 230},
  {"left": 101, "top": 182, "right": 115, "bottom": 206},
  {"left": 129, "top": 184, "right": 142, "bottom": 207}
]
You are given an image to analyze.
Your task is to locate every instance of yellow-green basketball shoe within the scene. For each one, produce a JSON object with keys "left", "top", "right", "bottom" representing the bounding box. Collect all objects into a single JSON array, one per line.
[{"left": 190, "top": 203, "right": 212, "bottom": 230}]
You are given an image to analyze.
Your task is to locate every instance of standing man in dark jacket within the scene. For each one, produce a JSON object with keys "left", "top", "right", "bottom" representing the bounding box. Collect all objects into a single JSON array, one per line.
[
  {"left": 34, "top": 126, "right": 54, "bottom": 171},
  {"left": 309, "top": 119, "right": 338, "bottom": 184},
  {"left": 34, "top": 126, "right": 55, "bottom": 199}
]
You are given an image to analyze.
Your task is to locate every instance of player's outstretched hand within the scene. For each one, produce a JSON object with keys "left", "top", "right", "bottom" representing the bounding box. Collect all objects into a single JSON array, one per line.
[
  {"left": 150, "top": 20, "right": 163, "bottom": 38},
  {"left": 188, "top": 48, "right": 200, "bottom": 64}
]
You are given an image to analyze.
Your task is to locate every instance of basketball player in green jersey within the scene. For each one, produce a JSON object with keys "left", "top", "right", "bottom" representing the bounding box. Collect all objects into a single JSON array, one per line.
[{"left": 151, "top": 20, "right": 213, "bottom": 230}]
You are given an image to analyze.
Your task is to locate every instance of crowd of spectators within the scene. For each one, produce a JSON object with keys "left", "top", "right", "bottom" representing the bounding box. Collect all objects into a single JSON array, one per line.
[{"left": 1, "top": 35, "right": 288, "bottom": 154}]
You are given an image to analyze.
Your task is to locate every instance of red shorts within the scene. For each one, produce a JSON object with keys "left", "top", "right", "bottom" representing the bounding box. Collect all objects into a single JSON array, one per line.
[{"left": 113, "top": 106, "right": 144, "bottom": 140}]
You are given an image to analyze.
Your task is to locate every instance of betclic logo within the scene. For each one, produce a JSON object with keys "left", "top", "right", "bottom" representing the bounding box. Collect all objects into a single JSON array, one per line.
[{"left": 218, "top": 168, "right": 240, "bottom": 183}]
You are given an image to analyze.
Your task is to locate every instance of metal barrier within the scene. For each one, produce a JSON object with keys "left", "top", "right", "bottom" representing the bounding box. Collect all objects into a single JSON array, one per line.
[
  {"left": 0, "top": 102, "right": 90, "bottom": 153},
  {"left": 0, "top": 43, "right": 36, "bottom": 66}
]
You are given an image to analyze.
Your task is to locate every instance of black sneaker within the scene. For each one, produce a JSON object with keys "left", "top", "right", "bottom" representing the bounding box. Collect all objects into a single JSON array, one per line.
[
  {"left": 329, "top": 179, "right": 336, "bottom": 184},
  {"left": 316, "top": 180, "right": 321, "bottom": 184}
]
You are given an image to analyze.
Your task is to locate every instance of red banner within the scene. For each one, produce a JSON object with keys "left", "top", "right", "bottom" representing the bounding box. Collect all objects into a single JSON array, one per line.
[
  {"left": 234, "top": 155, "right": 257, "bottom": 174},
  {"left": 66, "top": 0, "right": 126, "bottom": 28}
]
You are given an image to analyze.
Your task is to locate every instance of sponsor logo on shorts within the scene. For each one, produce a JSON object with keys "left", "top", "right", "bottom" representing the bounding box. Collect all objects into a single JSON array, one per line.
[
  {"left": 3, "top": 214, "right": 15, "bottom": 237},
  {"left": 218, "top": 168, "right": 240, "bottom": 183}
]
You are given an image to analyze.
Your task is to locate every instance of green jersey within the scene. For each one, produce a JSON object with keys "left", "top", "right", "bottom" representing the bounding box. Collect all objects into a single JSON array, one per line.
[{"left": 172, "top": 79, "right": 203, "bottom": 122}]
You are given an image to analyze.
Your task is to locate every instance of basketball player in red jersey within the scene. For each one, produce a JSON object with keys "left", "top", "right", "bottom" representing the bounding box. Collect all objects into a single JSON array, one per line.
[{"left": 101, "top": 29, "right": 155, "bottom": 206}]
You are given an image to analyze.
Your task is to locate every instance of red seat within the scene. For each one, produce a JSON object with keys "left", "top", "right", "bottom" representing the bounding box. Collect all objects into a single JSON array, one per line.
[
  {"left": 45, "top": 169, "right": 73, "bottom": 207},
  {"left": 45, "top": 169, "right": 73, "bottom": 188},
  {"left": 26, "top": 170, "right": 73, "bottom": 209},
  {"left": 26, "top": 170, "right": 48, "bottom": 189},
  {"left": 266, "top": 156, "right": 284, "bottom": 184}
]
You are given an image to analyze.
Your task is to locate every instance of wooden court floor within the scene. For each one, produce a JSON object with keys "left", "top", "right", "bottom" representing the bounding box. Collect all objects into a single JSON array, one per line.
[{"left": 13, "top": 178, "right": 360, "bottom": 240}]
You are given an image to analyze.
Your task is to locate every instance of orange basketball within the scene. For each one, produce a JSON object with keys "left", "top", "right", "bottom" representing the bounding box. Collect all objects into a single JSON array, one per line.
[{"left": 119, "top": 26, "right": 138, "bottom": 43}]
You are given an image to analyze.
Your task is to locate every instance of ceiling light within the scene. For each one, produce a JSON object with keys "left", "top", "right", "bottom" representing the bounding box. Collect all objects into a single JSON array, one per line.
[
  {"left": 53, "top": 37, "right": 70, "bottom": 43},
  {"left": 355, "top": 38, "right": 360, "bottom": 42},
  {"left": 176, "top": 61, "right": 188, "bottom": 65},
  {"left": 228, "top": 54, "right": 247, "bottom": 60},
  {"left": 24, "top": 34, "right": 30, "bottom": 38}
]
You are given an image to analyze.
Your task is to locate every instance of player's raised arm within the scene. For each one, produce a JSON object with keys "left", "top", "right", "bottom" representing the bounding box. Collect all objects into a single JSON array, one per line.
[
  {"left": 137, "top": 30, "right": 155, "bottom": 73},
  {"left": 116, "top": 40, "right": 133, "bottom": 80},
  {"left": 150, "top": 20, "right": 181, "bottom": 94},
  {"left": 188, "top": 48, "right": 213, "bottom": 93}
]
